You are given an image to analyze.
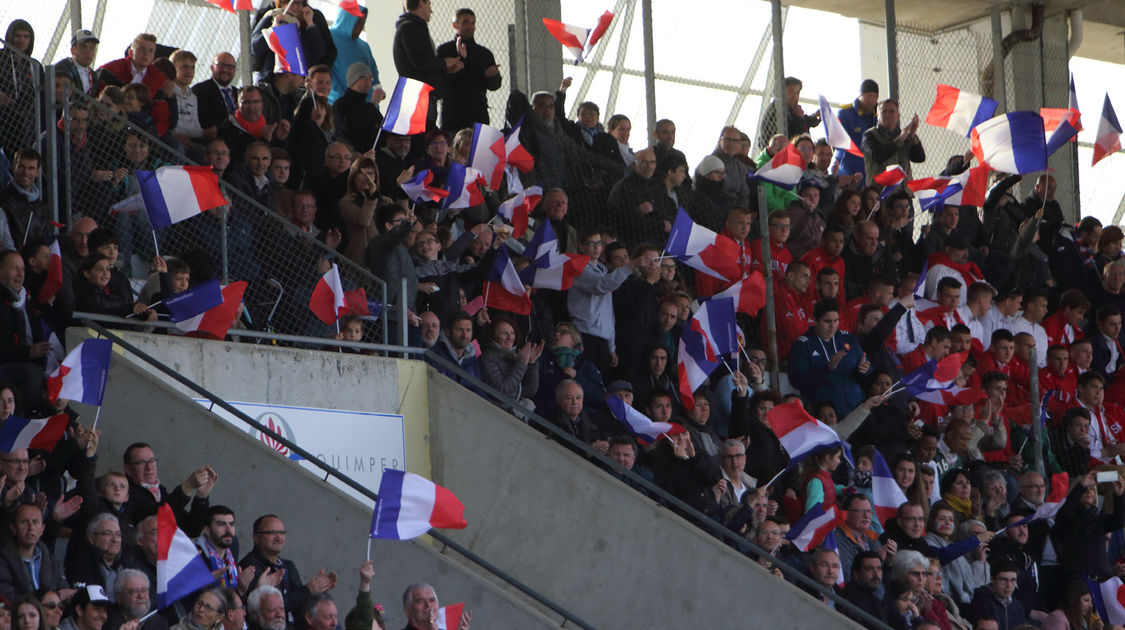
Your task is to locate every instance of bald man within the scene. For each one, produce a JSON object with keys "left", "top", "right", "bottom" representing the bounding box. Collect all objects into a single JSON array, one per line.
[
  {"left": 193, "top": 52, "right": 240, "bottom": 132},
  {"left": 607, "top": 147, "right": 666, "bottom": 245}
]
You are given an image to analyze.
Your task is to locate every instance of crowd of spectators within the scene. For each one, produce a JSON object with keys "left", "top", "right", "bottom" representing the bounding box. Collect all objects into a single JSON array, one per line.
[{"left": 1, "top": 2, "right": 1124, "bottom": 628}]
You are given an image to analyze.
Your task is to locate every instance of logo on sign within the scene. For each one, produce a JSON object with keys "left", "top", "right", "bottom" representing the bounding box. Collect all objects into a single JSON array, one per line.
[{"left": 256, "top": 412, "right": 299, "bottom": 459}]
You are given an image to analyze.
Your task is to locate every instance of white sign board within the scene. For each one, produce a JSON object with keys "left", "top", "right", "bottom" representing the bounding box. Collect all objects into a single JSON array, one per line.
[{"left": 196, "top": 400, "right": 405, "bottom": 503}]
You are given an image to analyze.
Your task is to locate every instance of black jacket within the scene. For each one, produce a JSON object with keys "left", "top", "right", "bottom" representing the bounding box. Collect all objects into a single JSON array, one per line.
[
  {"left": 436, "top": 37, "right": 501, "bottom": 132},
  {"left": 333, "top": 89, "right": 383, "bottom": 153},
  {"left": 0, "top": 538, "right": 66, "bottom": 602},
  {"left": 191, "top": 79, "right": 238, "bottom": 131},
  {"left": 392, "top": 13, "right": 445, "bottom": 98},
  {"left": 238, "top": 548, "right": 311, "bottom": 615}
]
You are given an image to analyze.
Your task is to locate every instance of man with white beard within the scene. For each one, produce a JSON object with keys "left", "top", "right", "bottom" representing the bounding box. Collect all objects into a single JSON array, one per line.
[{"left": 107, "top": 570, "right": 168, "bottom": 630}]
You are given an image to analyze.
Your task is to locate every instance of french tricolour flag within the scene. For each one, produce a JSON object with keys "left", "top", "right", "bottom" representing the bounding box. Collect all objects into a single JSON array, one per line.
[
  {"left": 751, "top": 144, "right": 805, "bottom": 189},
  {"left": 497, "top": 186, "right": 542, "bottom": 239},
  {"left": 871, "top": 450, "right": 908, "bottom": 526},
  {"left": 1093, "top": 94, "right": 1122, "bottom": 167},
  {"left": 46, "top": 338, "right": 112, "bottom": 405},
  {"left": 176, "top": 281, "right": 246, "bottom": 339},
  {"left": 665, "top": 209, "right": 741, "bottom": 281},
  {"left": 483, "top": 246, "right": 531, "bottom": 316},
  {"left": 435, "top": 604, "right": 465, "bottom": 630},
  {"left": 1042, "top": 74, "right": 1083, "bottom": 156},
  {"left": 401, "top": 170, "right": 449, "bottom": 204},
  {"left": 818, "top": 95, "right": 863, "bottom": 157},
  {"left": 924, "top": 84, "right": 998, "bottom": 137},
  {"left": 1003, "top": 472, "right": 1069, "bottom": 531},
  {"left": 542, "top": 18, "right": 588, "bottom": 60},
  {"left": 370, "top": 469, "right": 467, "bottom": 540},
  {"left": 1086, "top": 575, "right": 1125, "bottom": 625},
  {"left": 542, "top": 11, "right": 613, "bottom": 62},
  {"left": 36, "top": 239, "right": 63, "bottom": 304},
  {"left": 873, "top": 165, "right": 907, "bottom": 188},
  {"left": 505, "top": 115, "right": 534, "bottom": 173},
  {"left": 518, "top": 220, "right": 589, "bottom": 291},
  {"left": 443, "top": 164, "right": 486, "bottom": 210},
  {"left": 785, "top": 503, "right": 839, "bottom": 551},
  {"left": 901, "top": 351, "right": 968, "bottom": 398},
  {"left": 204, "top": 0, "right": 254, "bottom": 12},
  {"left": 265, "top": 22, "right": 308, "bottom": 76},
  {"left": 606, "top": 395, "right": 674, "bottom": 444},
  {"left": 310, "top": 264, "right": 347, "bottom": 325},
  {"left": 767, "top": 400, "right": 842, "bottom": 464},
  {"left": 468, "top": 124, "right": 507, "bottom": 190},
  {"left": 156, "top": 503, "right": 216, "bottom": 609},
  {"left": 713, "top": 271, "right": 766, "bottom": 316},
  {"left": 677, "top": 297, "right": 736, "bottom": 410},
  {"left": 164, "top": 279, "right": 222, "bottom": 323},
  {"left": 138, "top": 166, "right": 227, "bottom": 230},
  {"left": 0, "top": 413, "right": 69, "bottom": 452},
  {"left": 382, "top": 77, "right": 433, "bottom": 136},
  {"left": 970, "top": 111, "right": 1047, "bottom": 174}
]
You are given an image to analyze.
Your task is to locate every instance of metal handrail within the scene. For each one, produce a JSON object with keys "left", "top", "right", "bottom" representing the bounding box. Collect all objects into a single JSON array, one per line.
[
  {"left": 80, "top": 321, "right": 597, "bottom": 630},
  {"left": 75, "top": 315, "right": 886, "bottom": 627},
  {"left": 72, "top": 312, "right": 426, "bottom": 356},
  {"left": 60, "top": 85, "right": 391, "bottom": 344}
]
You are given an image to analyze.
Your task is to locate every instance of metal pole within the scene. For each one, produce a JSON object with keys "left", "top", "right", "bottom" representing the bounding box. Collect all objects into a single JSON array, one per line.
[
  {"left": 885, "top": 0, "right": 899, "bottom": 100},
  {"left": 381, "top": 281, "right": 389, "bottom": 345},
  {"left": 62, "top": 91, "right": 72, "bottom": 226},
  {"left": 44, "top": 64, "right": 59, "bottom": 228},
  {"left": 507, "top": 24, "right": 519, "bottom": 93},
  {"left": 758, "top": 187, "right": 779, "bottom": 389},
  {"left": 400, "top": 277, "right": 409, "bottom": 348},
  {"left": 770, "top": 0, "right": 787, "bottom": 139},
  {"left": 1028, "top": 346, "right": 1044, "bottom": 476},
  {"left": 640, "top": 0, "right": 657, "bottom": 140},
  {"left": 238, "top": 9, "right": 253, "bottom": 88},
  {"left": 220, "top": 206, "right": 229, "bottom": 284},
  {"left": 991, "top": 7, "right": 1007, "bottom": 112},
  {"left": 69, "top": 0, "right": 82, "bottom": 32}
]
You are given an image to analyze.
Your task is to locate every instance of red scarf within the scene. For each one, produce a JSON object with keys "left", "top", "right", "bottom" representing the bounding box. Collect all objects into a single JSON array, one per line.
[
  {"left": 234, "top": 110, "right": 267, "bottom": 138},
  {"left": 927, "top": 252, "right": 984, "bottom": 287},
  {"left": 58, "top": 118, "right": 86, "bottom": 150}
]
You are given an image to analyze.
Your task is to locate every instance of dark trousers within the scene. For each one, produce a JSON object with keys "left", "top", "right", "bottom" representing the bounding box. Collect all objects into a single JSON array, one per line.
[{"left": 581, "top": 334, "right": 612, "bottom": 381}]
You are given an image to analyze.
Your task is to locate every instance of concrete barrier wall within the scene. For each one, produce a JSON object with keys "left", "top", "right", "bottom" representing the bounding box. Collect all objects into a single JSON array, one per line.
[
  {"left": 425, "top": 369, "right": 861, "bottom": 629},
  {"left": 85, "top": 330, "right": 861, "bottom": 628},
  {"left": 86, "top": 339, "right": 563, "bottom": 630}
]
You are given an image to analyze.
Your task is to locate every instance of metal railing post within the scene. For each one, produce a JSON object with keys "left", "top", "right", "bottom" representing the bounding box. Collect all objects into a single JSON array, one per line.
[
  {"left": 885, "top": 0, "right": 899, "bottom": 100},
  {"left": 69, "top": 0, "right": 82, "bottom": 32},
  {"left": 991, "top": 6, "right": 1007, "bottom": 112},
  {"left": 640, "top": 0, "right": 657, "bottom": 138},
  {"left": 758, "top": 186, "right": 779, "bottom": 389},
  {"left": 1029, "top": 346, "right": 1044, "bottom": 476},
  {"left": 400, "top": 277, "right": 408, "bottom": 347},
  {"left": 44, "top": 64, "right": 59, "bottom": 229},
  {"left": 221, "top": 206, "right": 229, "bottom": 284},
  {"left": 62, "top": 89, "right": 72, "bottom": 226},
  {"left": 507, "top": 24, "right": 519, "bottom": 93},
  {"left": 238, "top": 9, "right": 253, "bottom": 88},
  {"left": 770, "top": 0, "right": 787, "bottom": 139}
]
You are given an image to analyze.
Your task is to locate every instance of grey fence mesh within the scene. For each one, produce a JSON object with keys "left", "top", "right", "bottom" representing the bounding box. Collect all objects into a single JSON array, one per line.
[
  {"left": 0, "top": 38, "right": 46, "bottom": 173},
  {"left": 61, "top": 84, "right": 388, "bottom": 344}
]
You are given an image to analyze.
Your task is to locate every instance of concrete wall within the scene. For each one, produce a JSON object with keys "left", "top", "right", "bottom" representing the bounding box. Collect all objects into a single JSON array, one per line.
[
  {"left": 424, "top": 370, "right": 862, "bottom": 629},
  {"left": 89, "top": 330, "right": 861, "bottom": 628},
  {"left": 86, "top": 336, "right": 562, "bottom": 630}
]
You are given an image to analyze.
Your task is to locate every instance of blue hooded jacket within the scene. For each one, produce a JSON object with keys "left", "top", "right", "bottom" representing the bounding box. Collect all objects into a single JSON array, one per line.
[{"left": 328, "top": 6, "right": 380, "bottom": 104}]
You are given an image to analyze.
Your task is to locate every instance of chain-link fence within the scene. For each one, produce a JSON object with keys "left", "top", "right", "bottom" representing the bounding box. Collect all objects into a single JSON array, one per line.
[
  {"left": 893, "top": 9, "right": 1081, "bottom": 217},
  {"left": 61, "top": 83, "right": 388, "bottom": 344},
  {"left": 0, "top": 37, "right": 45, "bottom": 178}
]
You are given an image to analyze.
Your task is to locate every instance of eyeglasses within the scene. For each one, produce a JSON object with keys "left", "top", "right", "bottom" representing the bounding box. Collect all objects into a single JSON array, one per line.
[
  {"left": 846, "top": 508, "right": 873, "bottom": 515},
  {"left": 121, "top": 588, "right": 148, "bottom": 597},
  {"left": 417, "top": 238, "right": 438, "bottom": 246},
  {"left": 583, "top": 240, "right": 603, "bottom": 247},
  {"left": 721, "top": 453, "right": 746, "bottom": 459},
  {"left": 128, "top": 457, "right": 159, "bottom": 466},
  {"left": 1, "top": 458, "right": 29, "bottom": 465},
  {"left": 40, "top": 603, "right": 61, "bottom": 611},
  {"left": 93, "top": 530, "right": 122, "bottom": 538},
  {"left": 194, "top": 601, "right": 217, "bottom": 612},
  {"left": 214, "top": 62, "right": 237, "bottom": 70}
]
